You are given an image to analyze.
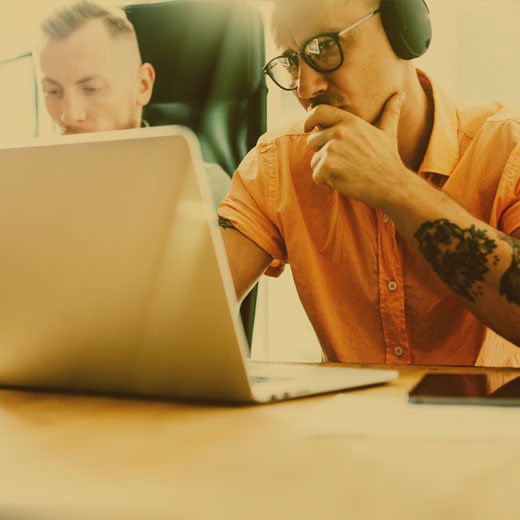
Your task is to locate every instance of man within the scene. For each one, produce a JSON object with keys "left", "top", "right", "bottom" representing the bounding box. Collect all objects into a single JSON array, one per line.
[
  {"left": 218, "top": 0, "right": 520, "bottom": 366},
  {"left": 36, "top": 0, "right": 230, "bottom": 207}
]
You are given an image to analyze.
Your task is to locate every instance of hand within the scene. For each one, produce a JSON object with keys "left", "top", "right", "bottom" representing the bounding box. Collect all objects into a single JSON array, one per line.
[{"left": 305, "top": 92, "right": 411, "bottom": 209}]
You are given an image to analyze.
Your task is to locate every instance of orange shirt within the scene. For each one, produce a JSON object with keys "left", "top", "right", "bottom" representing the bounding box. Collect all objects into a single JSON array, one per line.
[{"left": 218, "top": 71, "right": 520, "bottom": 366}]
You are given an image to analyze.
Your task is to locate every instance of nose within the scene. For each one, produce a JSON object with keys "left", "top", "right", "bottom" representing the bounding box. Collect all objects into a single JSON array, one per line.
[
  {"left": 296, "top": 58, "right": 328, "bottom": 102},
  {"left": 60, "top": 91, "right": 87, "bottom": 127}
]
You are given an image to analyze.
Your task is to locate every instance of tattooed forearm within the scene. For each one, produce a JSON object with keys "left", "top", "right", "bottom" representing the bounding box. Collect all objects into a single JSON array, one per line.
[
  {"left": 497, "top": 233, "right": 520, "bottom": 306},
  {"left": 414, "top": 219, "right": 498, "bottom": 302},
  {"left": 219, "top": 217, "right": 237, "bottom": 230}
]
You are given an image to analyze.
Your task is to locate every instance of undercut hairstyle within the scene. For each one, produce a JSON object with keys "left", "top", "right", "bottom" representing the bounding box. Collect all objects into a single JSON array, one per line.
[{"left": 40, "top": 0, "right": 136, "bottom": 41}]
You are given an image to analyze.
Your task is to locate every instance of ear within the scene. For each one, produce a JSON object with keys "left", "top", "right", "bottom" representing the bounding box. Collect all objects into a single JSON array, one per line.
[{"left": 137, "top": 62, "right": 155, "bottom": 107}]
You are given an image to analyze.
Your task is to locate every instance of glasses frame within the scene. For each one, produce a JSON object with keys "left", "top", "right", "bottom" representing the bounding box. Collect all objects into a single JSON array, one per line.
[{"left": 262, "top": 9, "right": 380, "bottom": 91}]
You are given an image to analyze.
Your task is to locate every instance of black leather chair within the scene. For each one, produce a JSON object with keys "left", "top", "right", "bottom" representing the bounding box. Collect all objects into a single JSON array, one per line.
[{"left": 124, "top": 0, "right": 268, "bottom": 349}]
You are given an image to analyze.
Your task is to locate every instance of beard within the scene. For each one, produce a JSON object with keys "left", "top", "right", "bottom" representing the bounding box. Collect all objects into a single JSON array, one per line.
[
  {"left": 307, "top": 91, "right": 389, "bottom": 126},
  {"left": 307, "top": 91, "right": 347, "bottom": 110}
]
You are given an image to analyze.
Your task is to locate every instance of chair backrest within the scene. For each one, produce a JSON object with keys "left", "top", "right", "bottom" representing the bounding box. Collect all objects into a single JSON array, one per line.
[
  {"left": 124, "top": 0, "right": 267, "bottom": 177},
  {"left": 124, "top": 0, "right": 268, "bottom": 348}
]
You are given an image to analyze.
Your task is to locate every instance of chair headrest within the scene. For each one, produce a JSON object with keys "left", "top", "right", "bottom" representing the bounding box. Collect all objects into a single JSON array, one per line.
[{"left": 124, "top": 0, "right": 266, "bottom": 103}]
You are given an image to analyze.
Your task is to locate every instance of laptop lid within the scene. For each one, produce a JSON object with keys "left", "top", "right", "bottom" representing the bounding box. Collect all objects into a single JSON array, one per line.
[{"left": 0, "top": 126, "right": 255, "bottom": 401}]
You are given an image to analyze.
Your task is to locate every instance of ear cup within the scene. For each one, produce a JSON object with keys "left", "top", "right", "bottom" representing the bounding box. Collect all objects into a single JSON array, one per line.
[{"left": 379, "top": 0, "right": 432, "bottom": 60}]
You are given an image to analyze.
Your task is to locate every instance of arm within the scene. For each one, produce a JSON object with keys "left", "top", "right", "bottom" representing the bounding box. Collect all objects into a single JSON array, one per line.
[
  {"left": 219, "top": 218, "right": 272, "bottom": 302},
  {"left": 305, "top": 94, "right": 520, "bottom": 345},
  {"left": 383, "top": 171, "right": 520, "bottom": 345}
]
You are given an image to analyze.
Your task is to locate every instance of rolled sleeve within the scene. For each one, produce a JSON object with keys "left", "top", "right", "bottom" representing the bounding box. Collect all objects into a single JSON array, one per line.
[{"left": 218, "top": 143, "right": 287, "bottom": 277}]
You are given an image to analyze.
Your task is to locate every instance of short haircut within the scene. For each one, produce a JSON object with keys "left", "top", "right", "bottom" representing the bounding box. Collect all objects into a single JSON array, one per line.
[{"left": 40, "top": 0, "right": 136, "bottom": 41}]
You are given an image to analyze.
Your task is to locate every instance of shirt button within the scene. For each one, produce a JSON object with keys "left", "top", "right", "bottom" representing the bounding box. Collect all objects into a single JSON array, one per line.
[
  {"left": 382, "top": 214, "right": 390, "bottom": 223},
  {"left": 394, "top": 346, "right": 404, "bottom": 357},
  {"left": 388, "top": 281, "right": 398, "bottom": 291}
]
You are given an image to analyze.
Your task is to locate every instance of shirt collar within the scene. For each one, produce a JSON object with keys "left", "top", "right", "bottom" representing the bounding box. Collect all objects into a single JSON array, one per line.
[{"left": 416, "top": 69, "right": 459, "bottom": 178}]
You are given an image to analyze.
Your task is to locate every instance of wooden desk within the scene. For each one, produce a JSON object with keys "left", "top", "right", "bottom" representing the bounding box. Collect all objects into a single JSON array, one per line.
[{"left": 1, "top": 365, "right": 520, "bottom": 519}]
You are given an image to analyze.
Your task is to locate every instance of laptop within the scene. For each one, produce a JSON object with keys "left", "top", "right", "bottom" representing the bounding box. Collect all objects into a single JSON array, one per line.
[{"left": 0, "top": 126, "right": 397, "bottom": 403}]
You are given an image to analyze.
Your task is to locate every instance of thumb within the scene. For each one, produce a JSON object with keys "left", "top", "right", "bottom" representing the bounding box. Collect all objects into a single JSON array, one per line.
[{"left": 377, "top": 91, "right": 405, "bottom": 138}]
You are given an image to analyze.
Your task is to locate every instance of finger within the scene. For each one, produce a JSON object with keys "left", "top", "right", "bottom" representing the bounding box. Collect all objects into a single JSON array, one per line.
[
  {"left": 304, "top": 104, "right": 349, "bottom": 133},
  {"left": 377, "top": 91, "right": 405, "bottom": 138},
  {"left": 310, "top": 152, "right": 333, "bottom": 190},
  {"left": 307, "top": 126, "right": 336, "bottom": 151},
  {"left": 310, "top": 147, "right": 322, "bottom": 170}
]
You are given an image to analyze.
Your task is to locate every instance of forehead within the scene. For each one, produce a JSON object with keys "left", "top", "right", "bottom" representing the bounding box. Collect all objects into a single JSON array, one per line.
[
  {"left": 39, "top": 20, "right": 135, "bottom": 79},
  {"left": 271, "top": 0, "right": 371, "bottom": 50}
]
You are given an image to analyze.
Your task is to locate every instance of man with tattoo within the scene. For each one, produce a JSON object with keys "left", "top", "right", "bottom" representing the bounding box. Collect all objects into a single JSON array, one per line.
[{"left": 218, "top": 0, "right": 520, "bottom": 366}]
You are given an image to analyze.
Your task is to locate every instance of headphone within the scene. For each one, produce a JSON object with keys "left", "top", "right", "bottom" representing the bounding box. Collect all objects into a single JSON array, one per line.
[{"left": 379, "top": 0, "right": 432, "bottom": 60}]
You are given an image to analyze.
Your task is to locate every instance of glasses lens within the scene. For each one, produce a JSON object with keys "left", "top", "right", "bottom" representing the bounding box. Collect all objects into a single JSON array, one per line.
[
  {"left": 265, "top": 55, "right": 298, "bottom": 90},
  {"left": 304, "top": 36, "right": 342, "bottom": 72}
]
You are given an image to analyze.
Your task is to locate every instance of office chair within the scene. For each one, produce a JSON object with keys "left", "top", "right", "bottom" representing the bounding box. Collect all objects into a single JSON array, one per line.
[{"left": 124, "top": 0, "right": 268, "bottom": 349}]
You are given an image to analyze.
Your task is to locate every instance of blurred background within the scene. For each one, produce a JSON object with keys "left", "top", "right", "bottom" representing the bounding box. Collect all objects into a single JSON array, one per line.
[{"left": 1, "top": 0, "right": 519, "bottom": 362}]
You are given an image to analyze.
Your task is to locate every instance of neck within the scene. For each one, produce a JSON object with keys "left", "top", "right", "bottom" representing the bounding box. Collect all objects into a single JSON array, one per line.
[{"left": 397, "top": 70, "right": 434, "bottom": 172}]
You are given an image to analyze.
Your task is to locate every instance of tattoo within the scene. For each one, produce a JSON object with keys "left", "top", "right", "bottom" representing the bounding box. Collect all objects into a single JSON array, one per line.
[
  {"left": 219, "top": 217, "right": 237, "bottom": 230},
  {"left": 497, "top": 233, "right": 520, "bottom": 306},
  {"left": 414, "top": 219, "right": 497, "bottom": 302}
]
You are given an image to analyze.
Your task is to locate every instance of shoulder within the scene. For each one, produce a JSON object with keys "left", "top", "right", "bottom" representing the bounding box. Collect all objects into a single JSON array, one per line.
[
  {"left": 458, "top": 102, "right": 520, "bottom": 143},
  {"left": 203, "top": 162, "right": 231, "bottom": 208},
  {"left": 204, "top": 161, "right": 230, "bottom": 180},
  {"left": 233, "top": 118, "right": 316, "bottom": 194},
  {"left": 481, "top": 107, "right": 520, "bottom": 141},
  {"left": 457, "top": 105, "right": 520, "bottom": 205},
  {"left": 256, "top": 119, "right": 309, "bottom": 151},
  {"left": 251, "top": 119, "right": 315, "bottom": 178}
]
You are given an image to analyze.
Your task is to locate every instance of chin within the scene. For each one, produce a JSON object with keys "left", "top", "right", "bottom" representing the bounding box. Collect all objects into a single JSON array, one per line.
[
  {"left": 56, "top": 125, "right": 93, "bottom": 135},
  {"left": 339, "top": 105, "right": 354, "bottom": 114},
  {"left": 345, "top": 105, "right": 383, "bottom": 125},
  {"left": 60, "top": 129, "right": 85, "bottom": 136},
  {"left": 339, "top": 105, "right": 368, "bottom": 121}
]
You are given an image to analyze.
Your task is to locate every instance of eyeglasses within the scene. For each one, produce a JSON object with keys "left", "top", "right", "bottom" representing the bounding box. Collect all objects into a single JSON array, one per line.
[{"left": 262, "top": 9, "right": 380, "bottom": 91}]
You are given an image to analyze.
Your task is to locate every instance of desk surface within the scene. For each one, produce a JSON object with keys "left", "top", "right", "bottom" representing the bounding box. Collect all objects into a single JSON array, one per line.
[{"left": 1, "top": 364, "right": 520, "bottom": 520}]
